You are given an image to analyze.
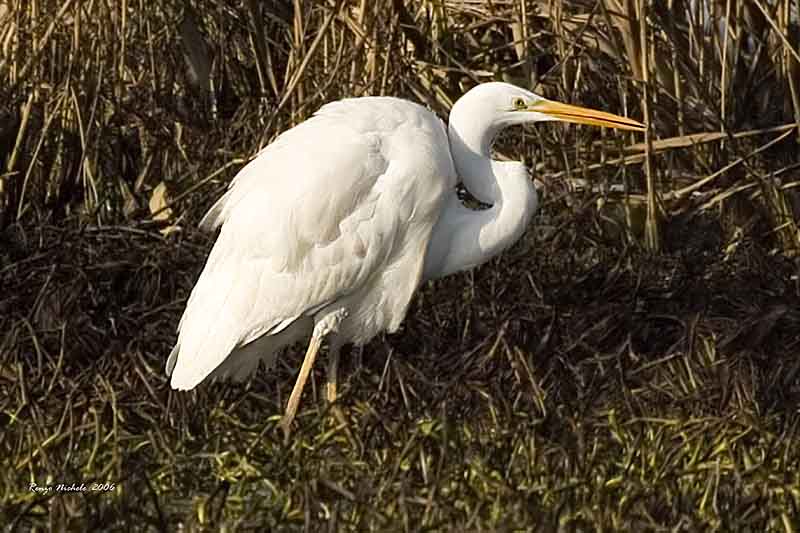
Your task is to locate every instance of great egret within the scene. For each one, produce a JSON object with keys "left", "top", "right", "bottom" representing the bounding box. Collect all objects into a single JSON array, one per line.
[{"left": 166, "top": 82, "right": 644, "bottom": 435}]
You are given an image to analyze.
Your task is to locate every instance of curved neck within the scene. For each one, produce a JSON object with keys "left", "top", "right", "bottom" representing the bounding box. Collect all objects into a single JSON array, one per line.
[
  {"left": 423, "top": 99, "right": 540, "bottom": 280},
  {"left": 423, "top": 161, "right": 538, "bottom": 280},
  {"left": 447, "top": 99, "right": 503, "bottom": 203}
]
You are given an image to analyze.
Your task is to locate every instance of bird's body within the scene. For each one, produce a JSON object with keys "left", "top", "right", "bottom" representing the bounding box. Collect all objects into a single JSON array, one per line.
[
  {"left": 168, "top": 96, "right": 455, "bottom": 389},
  {"left": 167, "top": 82, "right": 644, "bottom": 433}
]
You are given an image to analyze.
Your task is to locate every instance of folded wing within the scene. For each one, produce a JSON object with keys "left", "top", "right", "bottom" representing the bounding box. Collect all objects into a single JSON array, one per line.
[{"left": 168, "top": 97, "right": 455, "bottom": 389}]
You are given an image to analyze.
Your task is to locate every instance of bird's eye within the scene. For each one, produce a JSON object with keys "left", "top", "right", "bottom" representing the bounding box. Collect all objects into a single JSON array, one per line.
[{"left": 512, "top": 97, "right": 526, "bottom": 110}]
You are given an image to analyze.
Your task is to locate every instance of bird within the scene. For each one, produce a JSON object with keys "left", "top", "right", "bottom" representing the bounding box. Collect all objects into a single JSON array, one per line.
[{"left": 165, "top": 82, "right": 645, "bottom": 436}]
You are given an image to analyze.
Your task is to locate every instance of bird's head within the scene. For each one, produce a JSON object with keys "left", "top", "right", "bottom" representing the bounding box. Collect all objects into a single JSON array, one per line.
[
  {"left": 451, "top": 81, "right": 645, "bottom": 135},
  {"left": 447, "top": 82, "right": 645, "bottom": 202}
]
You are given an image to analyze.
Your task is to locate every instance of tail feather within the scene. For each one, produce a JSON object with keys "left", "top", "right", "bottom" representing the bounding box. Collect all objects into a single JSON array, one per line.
[
  {"left": 198, "top": 190, "right": 230, "bottom": 231},
  {"left": 167, "top": 316, "right": 313, "bottom": 388},
  {"left": 165, "top": 344, "right": 179, "bottom": 376}
]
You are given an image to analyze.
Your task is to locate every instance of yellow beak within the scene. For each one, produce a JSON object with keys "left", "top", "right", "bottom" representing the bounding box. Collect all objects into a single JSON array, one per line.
[{"left": 530, "top": 99, "right": 646, "bottom": 132}]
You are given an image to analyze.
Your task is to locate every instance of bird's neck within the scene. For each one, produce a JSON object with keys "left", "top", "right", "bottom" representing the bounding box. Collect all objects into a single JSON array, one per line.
[
  {"left": 423, "top": 105, "right": 539, "bottom": 280},
  {"left": 473, "top": 161, "right": 539, "bottom": 261},
  {"left": 423, "top": 160, "right": 538, "bottom": 280},
  {"left": 447, "top": 107, "right": 502, "bottom": 204}
]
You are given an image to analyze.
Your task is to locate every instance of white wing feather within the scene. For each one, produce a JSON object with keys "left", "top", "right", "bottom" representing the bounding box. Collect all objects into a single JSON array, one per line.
[{"left": 169, "top": 97, "right": 455, "bottom": 389}]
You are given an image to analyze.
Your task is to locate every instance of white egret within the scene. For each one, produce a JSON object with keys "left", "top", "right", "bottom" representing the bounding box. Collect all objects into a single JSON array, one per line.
[{"left": 166, "top": 82, "right": 644, "bottom": 435}]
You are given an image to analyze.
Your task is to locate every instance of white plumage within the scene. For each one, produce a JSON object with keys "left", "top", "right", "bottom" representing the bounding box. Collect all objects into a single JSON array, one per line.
[
  {"left": 168, "top": 97, "right": 454, "bottom": 389},
  {"left": 166, "top": 82, "right": 644, "bottom": 434}
]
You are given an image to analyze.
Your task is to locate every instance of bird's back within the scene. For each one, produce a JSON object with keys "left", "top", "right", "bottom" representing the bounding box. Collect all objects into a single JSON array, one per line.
[{"left": 168, "top": 96, "right": 456, "bottom": 389}]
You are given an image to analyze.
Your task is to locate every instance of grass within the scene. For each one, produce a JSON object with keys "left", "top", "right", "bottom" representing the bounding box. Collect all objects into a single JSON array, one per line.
[
  {"left": 2, "top": 0, "right": 800, "bottom": 530},
  {"left": 3, "top": 219, "right": 799, "bottom": 530}
]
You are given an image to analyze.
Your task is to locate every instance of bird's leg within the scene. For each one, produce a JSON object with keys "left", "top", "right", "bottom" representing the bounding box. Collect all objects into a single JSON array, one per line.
[
  {"left": 280, "top": 309, "right": 347, "bottom": 439},
  {"left": 326, "top": 337, "right": 344, "bottom": 404},
  {"left": 280, "top": 334, "right": 322, "bottom": 438}
]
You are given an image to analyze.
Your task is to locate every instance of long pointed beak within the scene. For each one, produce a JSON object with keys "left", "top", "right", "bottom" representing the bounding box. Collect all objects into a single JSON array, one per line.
[{"left": 530, "top": 99, "right": 646, "bottom": 132}]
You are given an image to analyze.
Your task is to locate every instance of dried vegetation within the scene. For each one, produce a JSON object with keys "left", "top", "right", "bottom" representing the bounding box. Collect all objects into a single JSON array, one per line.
[{"left": 2, "top": 0, "right": 800, "bottom": 530}]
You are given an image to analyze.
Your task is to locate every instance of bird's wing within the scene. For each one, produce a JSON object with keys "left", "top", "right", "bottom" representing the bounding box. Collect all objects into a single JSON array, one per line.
[{"left": 168, "top": 98, "right": 455, "bottom": 389}]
